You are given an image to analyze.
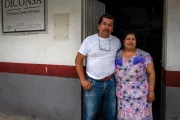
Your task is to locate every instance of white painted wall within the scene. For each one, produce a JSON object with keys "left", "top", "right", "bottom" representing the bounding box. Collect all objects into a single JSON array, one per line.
[
  {"left": 163, "top": 0, "right": 180, "bottom": 119},
  {"left": 0, "top": 0, "right": 82, "bottom": 66},
  {"left": 162, "top": 0, "right": 167, "bottom": 69},
  {"left": 165, "top": 0, "right": 180, "bottom": 71}
]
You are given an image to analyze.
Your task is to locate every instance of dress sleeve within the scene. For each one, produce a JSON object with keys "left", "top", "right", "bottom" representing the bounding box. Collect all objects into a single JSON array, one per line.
[{"left": 144, "top": 53, "right": 153, "bottom": 68}]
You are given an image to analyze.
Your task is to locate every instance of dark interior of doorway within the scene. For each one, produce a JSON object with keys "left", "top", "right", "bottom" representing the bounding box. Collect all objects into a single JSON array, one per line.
[{"left": 97, "top": 0, "right": 163, "bottom": 120}]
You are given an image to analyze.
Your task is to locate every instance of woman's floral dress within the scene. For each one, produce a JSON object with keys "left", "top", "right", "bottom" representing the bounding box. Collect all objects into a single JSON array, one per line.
[{"left": 115, "top": 49, "right": 153, "bottom": 120}]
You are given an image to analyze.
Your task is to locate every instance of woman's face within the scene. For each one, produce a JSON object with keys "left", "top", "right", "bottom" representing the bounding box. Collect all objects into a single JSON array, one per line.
[{"left": 123, "top": 34, "right": 136, "bottom": 50}]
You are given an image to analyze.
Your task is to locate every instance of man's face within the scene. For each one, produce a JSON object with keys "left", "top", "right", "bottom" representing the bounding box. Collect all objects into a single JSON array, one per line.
[{"left": 98, "top": 17, "right": 113, "bottom": 38}]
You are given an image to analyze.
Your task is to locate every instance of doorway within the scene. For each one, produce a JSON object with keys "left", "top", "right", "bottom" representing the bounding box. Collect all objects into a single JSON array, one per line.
[{"left": 97, "top": 0, "right": 163, "bottom": 119}]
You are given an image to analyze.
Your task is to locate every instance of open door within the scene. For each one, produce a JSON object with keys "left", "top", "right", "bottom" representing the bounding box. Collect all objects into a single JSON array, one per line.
[
  {"left": 82, "top": 0, "right": 105, "bottom": 39},
  {"left": 81, "top": 0, "right": 105, "bottom": 119},
  {"left": 98, "top": 0, "right": 163, "bottom": 120}
]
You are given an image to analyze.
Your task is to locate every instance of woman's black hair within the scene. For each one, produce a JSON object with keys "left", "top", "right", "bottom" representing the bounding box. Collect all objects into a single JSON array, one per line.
[
  {"left": 120, "top": 30, "right": 137, "bottom": 49},
  {"left": 121, "top": 31, "right": 136, "bottom": 42}
]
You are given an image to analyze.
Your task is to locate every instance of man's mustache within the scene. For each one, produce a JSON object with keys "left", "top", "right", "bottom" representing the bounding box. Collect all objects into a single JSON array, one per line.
[{"left": 103, "top": 29, "right": 109, "bottom": 32}]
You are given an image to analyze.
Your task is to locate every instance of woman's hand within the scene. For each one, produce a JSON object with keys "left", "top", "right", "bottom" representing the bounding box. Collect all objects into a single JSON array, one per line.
[{"left": 148, "top": 93, "right": 155, "bottom": 103}]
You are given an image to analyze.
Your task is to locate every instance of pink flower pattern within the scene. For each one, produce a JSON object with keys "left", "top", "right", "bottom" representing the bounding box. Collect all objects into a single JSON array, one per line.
[{"left": 115, "top": 49, "right": 153, "bottom": 120}]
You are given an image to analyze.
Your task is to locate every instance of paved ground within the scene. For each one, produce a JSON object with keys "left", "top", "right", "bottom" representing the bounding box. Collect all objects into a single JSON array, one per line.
[
  {"left": 0, "top": 115, "right": 27, "bottom": 120},
  {"left": 0, "top": 114, "right": 43, "bottom": 120}
]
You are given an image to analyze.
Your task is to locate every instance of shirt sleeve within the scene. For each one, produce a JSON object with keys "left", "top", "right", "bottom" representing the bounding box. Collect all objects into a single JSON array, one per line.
[
  {"left": 118, "top": 38, "right": 122, "bottom": 50},
  {"left": 78, "top": 37, "right": 89, "bottom": 56},
  {"left": 144, "top": 53, "right": 153, "bottom": 68},
  {"left": 115, "top": 37, "right": 121, "bottom": 51}
]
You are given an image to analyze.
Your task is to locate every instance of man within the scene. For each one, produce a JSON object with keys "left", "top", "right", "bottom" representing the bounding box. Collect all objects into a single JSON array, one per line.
[{"left": 75, "top": 13, "right": 121, "bottom": 120}]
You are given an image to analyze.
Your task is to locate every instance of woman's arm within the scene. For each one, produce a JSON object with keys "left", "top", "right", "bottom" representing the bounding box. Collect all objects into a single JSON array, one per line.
[{"left": 146, "top": 61, "right": 156, "bottom": 102}]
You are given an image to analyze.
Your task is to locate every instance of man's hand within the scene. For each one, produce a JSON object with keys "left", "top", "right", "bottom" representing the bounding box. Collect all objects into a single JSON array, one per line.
[{"left": 81, "top": 79, "right": 93, "bottom": 90}]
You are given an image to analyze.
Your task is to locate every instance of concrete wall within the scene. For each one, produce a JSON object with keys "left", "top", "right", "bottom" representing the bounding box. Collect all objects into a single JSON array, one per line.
[
  {"left": 163, "top": 0, "right": 180, "bottom": 119},
  {"left": 0, "top": 0, "right": 82, "bottom": 120},
  {"left": 0, "top": 73, "right": 81, "bottom": 120},
  {"left": 166, "top": 0, "right": 180, "bottom": 71}
]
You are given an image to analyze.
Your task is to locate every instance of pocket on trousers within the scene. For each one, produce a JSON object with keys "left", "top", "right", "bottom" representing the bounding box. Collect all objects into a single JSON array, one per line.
[{"left": 87, "top": 77, "right": 95, "bottom": 85}]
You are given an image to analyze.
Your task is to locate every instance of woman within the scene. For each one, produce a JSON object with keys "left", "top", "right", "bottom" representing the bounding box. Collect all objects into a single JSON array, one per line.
[{"left": 115, "top": 32, "right": 156, "bottom": 120}]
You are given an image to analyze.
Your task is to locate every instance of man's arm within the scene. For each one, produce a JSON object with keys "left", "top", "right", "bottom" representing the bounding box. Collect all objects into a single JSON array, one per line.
[{"left": 75, "top": 52, "right": 92, "bottom": 90}]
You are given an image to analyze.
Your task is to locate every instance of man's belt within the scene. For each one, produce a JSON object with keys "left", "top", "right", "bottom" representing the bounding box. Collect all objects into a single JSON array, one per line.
[{"left": 101, "top": 74, "right": 113, "bottom": 81}]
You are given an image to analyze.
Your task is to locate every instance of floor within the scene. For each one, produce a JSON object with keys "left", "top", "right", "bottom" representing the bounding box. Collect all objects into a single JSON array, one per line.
[
  {"left": 0, "top": 115, "right": 26, "bottom": 120},
  {"left": 0, "top": 114, "right": 43, "bottom": 120}
]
